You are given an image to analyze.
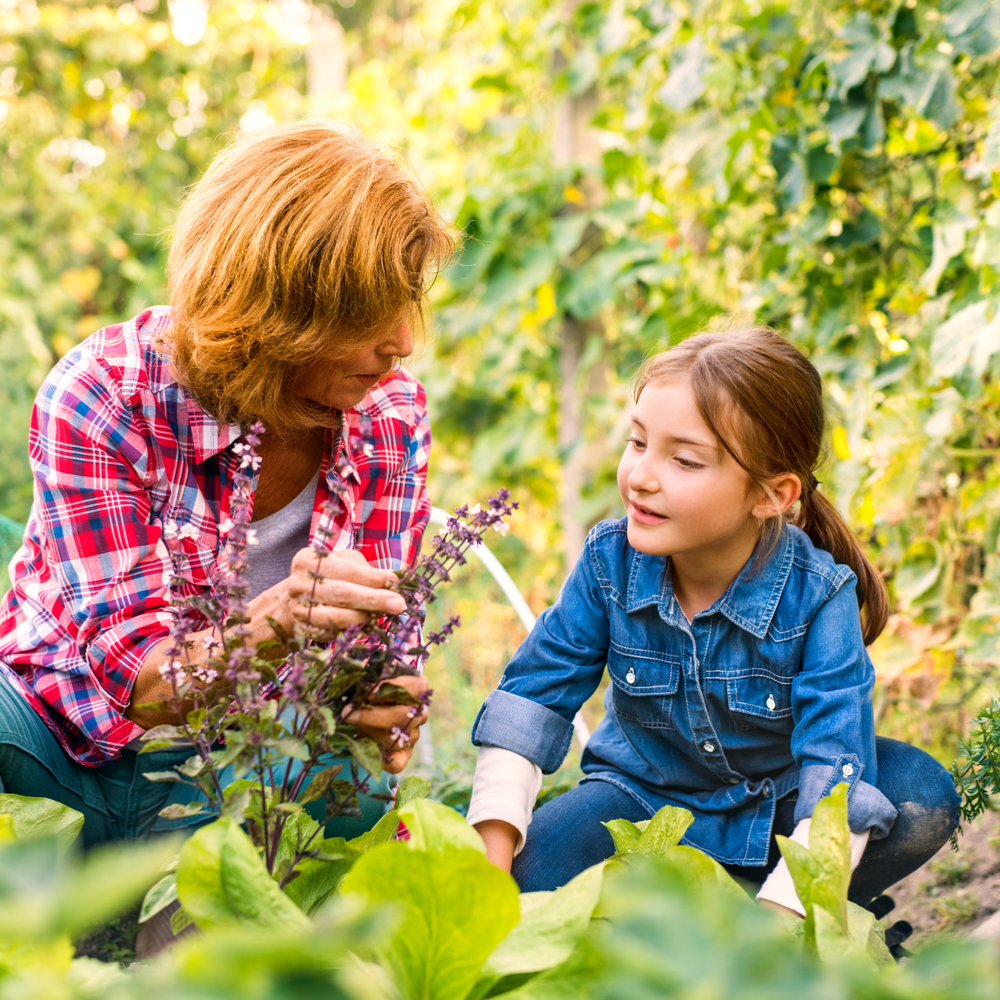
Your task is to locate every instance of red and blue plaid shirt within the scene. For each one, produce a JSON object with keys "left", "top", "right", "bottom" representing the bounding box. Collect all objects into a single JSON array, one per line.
[{"left": 0, "top": 307, "right": 431, "bottom": 765}]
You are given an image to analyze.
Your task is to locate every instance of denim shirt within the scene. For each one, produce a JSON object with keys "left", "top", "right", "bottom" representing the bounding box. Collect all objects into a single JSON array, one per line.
[{"left": 472, "top": 519, "right": 897, "bottom": 867}]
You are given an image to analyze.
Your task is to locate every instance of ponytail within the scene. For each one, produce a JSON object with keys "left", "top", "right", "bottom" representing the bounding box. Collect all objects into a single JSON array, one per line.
[{"left": 797, "top": 489, "right": 888, "bottom": 646}]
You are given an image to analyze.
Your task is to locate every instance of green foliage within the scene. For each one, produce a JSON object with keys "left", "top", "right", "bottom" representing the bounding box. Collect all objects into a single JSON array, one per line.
[
  {"left": 0, "top": 791, "right": 84, "bottom": 851},
  {"left": 952, "top": 697, "right": 1000, "bottom": 823},
  {"left": 777, "top": 783, "right": 891, "bottom": 965},
  {"left": 341, "top": 799, "right": 521, "bottom": 1000},
  {"left": 175, "top": 816, "right": 310, "bottom": 933}
]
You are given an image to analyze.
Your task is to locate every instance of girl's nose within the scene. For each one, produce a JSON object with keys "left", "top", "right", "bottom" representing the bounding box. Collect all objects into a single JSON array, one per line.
[{"left": 627, "top": 457, "right": 659, "bottom": 494}]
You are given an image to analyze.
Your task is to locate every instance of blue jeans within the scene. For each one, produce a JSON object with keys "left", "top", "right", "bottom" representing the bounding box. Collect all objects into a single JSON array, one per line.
[
  {"left": 512, "top": 736, "right": 960, "bottom": 905},
  {"left": 0, "top": 672, "right": 392, "bottom": 848}
]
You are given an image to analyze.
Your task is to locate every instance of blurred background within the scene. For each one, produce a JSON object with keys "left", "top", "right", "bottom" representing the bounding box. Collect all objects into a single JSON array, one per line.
[{"left": 2, "top": 0, "right": 1000, "bottom": 800}]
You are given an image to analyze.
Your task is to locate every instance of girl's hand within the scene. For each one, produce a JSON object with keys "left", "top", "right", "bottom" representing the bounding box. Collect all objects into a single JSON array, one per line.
[
  {"left": 344, "top": 674, "right": 431, "bottom": 774},
  {"left": 474, "top": 819, "right": 519, "bottom": 873},
  {"left": 261, "top": 548, "right": 407, "bottom": 635}
]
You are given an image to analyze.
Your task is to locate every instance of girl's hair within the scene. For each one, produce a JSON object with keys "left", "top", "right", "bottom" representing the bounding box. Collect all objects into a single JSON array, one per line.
[
  {"left": 634, "top": 322, "right": 888, "bottom": 645},
  {"left": 165, "top": 118, "right": 457, "bottom": 435}
]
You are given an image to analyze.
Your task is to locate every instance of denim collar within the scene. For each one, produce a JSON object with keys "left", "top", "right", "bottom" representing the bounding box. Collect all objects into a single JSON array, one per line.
[{"left": 624, "top": 527, "right": 795, "bottom": 639}]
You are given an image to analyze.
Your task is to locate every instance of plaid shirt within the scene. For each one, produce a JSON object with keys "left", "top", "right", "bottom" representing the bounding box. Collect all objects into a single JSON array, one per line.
[{"left": 0, "top": 307, "right": 431, "bottom": 765}]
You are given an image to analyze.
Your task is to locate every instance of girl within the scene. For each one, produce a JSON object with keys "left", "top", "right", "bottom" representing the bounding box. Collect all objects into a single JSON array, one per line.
[{"left": 467, "top": 324, "right": 959, "bottom": 913}]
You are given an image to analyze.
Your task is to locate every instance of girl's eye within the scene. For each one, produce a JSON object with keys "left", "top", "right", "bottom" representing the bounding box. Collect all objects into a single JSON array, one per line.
[
  {"left": 676, "top": 457, "right": 704, "bottom": 470},
  {"left": 627, "top": 437, "right": 646, "bottom": 449}
]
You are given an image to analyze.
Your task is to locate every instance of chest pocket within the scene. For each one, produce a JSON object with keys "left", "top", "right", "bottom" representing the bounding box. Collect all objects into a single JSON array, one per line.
[
  {"left": 607, "top": 642, "right": 680, "bottom": 731},
  {"left": 161, "top": 510, "right": 219, "bottom": 596},
  {"left": 726, "top": 673, "right": 794, "bottom": 734}
]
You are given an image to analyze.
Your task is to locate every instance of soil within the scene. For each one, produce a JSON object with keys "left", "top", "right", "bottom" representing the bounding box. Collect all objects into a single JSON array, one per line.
[
  {"left": 73, "top": 904, "right": 140, "bottom": 966},
  {"left": 884, "top": 810, "right": 1000, "bottom": 948}
]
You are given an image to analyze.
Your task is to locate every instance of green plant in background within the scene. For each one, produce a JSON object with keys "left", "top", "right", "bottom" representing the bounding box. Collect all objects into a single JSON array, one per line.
[{"left": 952, "top": 697, "right": 1000, "bottom": 825}]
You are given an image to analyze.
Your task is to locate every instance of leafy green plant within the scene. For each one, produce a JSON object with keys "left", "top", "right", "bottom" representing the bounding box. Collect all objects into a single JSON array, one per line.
[
  {"left": 777, "top": 783, "right": 892, "bottom": 965},
  {"left": 953, "top": 698, "right": 1000, "bottom": 826}
]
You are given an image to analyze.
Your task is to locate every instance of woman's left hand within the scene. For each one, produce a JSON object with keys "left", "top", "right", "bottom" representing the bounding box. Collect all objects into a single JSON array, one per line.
[{"left": 344, "top": 674, "right": 431, "bottom": 773}]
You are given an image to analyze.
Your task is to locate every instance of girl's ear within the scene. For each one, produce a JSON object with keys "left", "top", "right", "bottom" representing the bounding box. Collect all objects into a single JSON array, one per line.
[{"left": 751, "top": 473, "right": 802, "bottom": 521}]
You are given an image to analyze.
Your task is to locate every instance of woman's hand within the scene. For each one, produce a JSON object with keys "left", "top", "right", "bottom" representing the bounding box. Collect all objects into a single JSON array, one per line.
[
  {"left": 344, "top": 673, "right": 431, "bottom": 773},
  {"left": 260, "top": 548, "right": 407, "bottom": 636}
]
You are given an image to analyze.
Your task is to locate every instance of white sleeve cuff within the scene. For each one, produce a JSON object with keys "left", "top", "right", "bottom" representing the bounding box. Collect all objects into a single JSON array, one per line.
[
  {"left": 756, "top": 818, "right": 870, "bottom": 917},
  {"left": 466, "top": 745, "right": 543, "bottom": 856}
]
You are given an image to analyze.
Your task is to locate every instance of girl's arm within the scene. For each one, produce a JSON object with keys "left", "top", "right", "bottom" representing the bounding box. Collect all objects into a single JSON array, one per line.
[
  {"left": 471, "top": 530, "right": 612, "bottom": 769},
  {"left": 788, "top": 578, "right": 896, "bottom": 837},
  {"left": 467, "top": 529, "right": 614, "bottom": 863}
]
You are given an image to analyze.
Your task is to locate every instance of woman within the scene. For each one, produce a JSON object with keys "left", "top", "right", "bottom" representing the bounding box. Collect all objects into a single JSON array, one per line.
[{"left": 0, "top": 119, "right": 455, "bottom": 847}]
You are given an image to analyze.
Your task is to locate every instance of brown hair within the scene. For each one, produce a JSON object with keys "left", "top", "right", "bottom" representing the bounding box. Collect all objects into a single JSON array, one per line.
[
  {"left": 634, "top": 322, "right": 888, "bottom": 645},
  {"left": 165, "top": 118, "right": 456, "bottom": 435}
]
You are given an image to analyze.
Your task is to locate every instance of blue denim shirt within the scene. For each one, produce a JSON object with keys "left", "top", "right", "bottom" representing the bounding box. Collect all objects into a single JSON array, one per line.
[{"left": 472, "top": 519, "right": 897, "bottom": 866}]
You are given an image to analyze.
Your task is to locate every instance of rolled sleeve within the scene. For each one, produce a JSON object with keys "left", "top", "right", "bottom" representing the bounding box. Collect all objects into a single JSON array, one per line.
[
  {"left": 472, "top": 690, "right": 573, "bottom": 775},
  {"left": 795, "top": 766, "right": 897, "bottom": 840}
]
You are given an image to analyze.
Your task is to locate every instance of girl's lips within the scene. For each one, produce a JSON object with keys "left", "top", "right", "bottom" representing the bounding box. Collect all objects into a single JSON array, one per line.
[
  {"left": 629, "top": 501, "right": 667, "bottom": 525},
  {"left": 354, "top": 372, "right": 388, "bottom": 387}
]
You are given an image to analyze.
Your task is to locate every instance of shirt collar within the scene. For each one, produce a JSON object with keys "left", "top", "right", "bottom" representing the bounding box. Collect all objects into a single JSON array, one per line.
[
  {"left": 624, "top": 527, "right": 795, "bottom": 639},
  {"left": 148, "top": 346, "right": 243, "bottom": 464}
]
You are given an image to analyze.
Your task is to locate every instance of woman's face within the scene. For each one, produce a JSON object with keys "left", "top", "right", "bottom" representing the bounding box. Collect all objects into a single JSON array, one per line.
[{"left": 294, "top": 320, "right": 414, "bottom": 410}]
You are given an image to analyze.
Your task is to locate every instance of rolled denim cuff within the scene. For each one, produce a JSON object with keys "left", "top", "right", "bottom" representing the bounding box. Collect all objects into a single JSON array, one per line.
[
  {"left": 794, "top": 761, "right": 897, "bottom": 840},
  {"left": 472, "top": 690, "right": 573, "bottom": 775}
]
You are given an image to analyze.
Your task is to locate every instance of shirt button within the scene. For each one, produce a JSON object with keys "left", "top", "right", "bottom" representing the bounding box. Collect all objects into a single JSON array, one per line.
[
  {"left": 842, "top": 763, "right": 854, "bottom": 777},
  {"left": 766, "top": 694, "right": 776, "bottom": 711},
  {"left": 703, "top": 742, "right": 715, "bottom": 753},
  {"left": 626, "top": 668, "right": 636, "bottom": 685},
  {"left": 729, "top": 777, "right": 740, "bottom": 785}
]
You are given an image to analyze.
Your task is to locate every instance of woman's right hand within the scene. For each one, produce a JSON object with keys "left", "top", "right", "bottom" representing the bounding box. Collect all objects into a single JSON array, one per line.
[{"left": 257, "top": 548, "right": 406, "bottom": 636}]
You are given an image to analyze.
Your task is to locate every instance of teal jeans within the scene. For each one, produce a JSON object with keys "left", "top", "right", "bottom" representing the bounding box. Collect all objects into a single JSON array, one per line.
[{"left": 0, "top": 672, "right": 393, "bottom": 848}]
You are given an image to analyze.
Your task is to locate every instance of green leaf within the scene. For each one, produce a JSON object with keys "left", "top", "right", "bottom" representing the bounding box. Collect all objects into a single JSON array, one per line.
[
  {"left": 143, "top": 769, "right": 185, "bottom": 783},
  {"left": 777, "top": 784, "right": 852, "bottom": 954},
  {"left": 341, "top": 841, "right": 519, "bottom": 1000},
  {"left": 139, "top": 872, "right": 178, "bottom": 923},
  {"left": 345, "top": 736, "right": 385, "bottom": 781},
  {"left": 176, "top": 753, "right": 208, "bottom": 777},
  {"left": 346, "top": 810, "right": 401, "bottom": 854},
  {"left": 931, "top": 298, "right": 1000, "bottom": 379},
  {"left": 602, "top": 818, "right": 642, "bottom": 855},
  {"left": 395, "top": 775, "right": 431, "bottom": 809},
  {"left": 658, "top": 845, "right": 754, "bottom": 904},
  {"left": 175, "top": 817, "right": 310, "bottom": 932},
  {"left": 158, "top": 802, "right": 206, "bottom": 820},
  {"left": 0, "top": 794, "right": 83, "bottom": 851},
  {"left": 299, "top": 764, "right": 344, "bottom": 806},
  {"left": 396, "top": 797, "right": 486, "bottom": 855},
  {"left": 282, "top": 837, "right": 359, "bottom": 916},
  {"left": 634, "top": 806, "right": 695, "bottom": 856},
  {"left": 482, "top": 861, "right": 606, "bottom": 979}
]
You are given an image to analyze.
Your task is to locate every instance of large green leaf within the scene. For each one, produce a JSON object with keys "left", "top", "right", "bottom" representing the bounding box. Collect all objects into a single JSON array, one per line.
[
  {"left": 396, "top": 796, "right": 486, "bottom": 855},
  {"left": 481, "top": 861, "right": 607, "bottom": 980},
  {"left": 176, "top": 817, "right": 309, "bottom": 932},
  {"left": 0, "top": 794, "right": 83, "bottom": 852},
  {"left": 341, "top": 842, "right": 519, "bottom": 1000}
]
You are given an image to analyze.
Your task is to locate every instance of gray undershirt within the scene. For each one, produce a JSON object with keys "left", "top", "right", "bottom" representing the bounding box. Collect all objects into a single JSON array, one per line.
[{"left": 245, "top": 468, "right": 319, "bottom": 601}]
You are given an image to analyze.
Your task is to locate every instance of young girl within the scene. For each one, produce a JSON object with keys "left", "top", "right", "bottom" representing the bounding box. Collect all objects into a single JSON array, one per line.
[{"left": 467, "top": 324, "right": 959, "bottom": 913}]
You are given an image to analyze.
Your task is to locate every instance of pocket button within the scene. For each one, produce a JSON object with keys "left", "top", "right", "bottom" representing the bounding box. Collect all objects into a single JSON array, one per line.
[
  {"left": 766, "top": 694, "right": 776, "bottom": 711},
  {"left": 625, "top": 668, "right": 635, "bottom": 685}
]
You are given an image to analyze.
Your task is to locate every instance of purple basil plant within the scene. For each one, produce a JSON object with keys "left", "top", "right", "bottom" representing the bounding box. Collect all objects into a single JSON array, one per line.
[{"left": 142, "top": 418, "right": 518, "bottom": 880}]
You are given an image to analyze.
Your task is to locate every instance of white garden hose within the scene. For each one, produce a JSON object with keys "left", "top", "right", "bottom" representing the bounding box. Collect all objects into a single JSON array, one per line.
[{"left": 428, "top": 507, "right": 592, "bottom": 752}]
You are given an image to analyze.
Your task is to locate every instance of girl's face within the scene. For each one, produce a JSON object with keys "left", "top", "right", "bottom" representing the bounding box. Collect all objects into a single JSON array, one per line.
[
  {"left": 617, "top": 379, "right": 760, "bottom": 562},
  {"left": 294, "top": 319, "right": 413, "bottom": 411}
]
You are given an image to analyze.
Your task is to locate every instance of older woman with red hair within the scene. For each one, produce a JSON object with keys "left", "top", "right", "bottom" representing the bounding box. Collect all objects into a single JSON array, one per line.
[{"left": 0, "top": 119, "right": 455, "bottom": 847}]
